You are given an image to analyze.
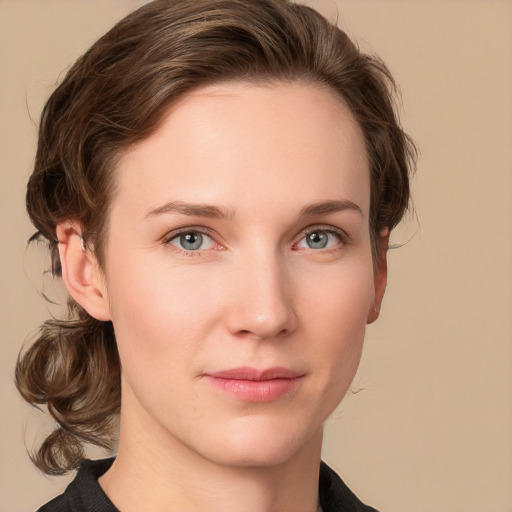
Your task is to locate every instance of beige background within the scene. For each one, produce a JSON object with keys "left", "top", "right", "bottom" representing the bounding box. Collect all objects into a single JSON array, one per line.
[{"left": 1, "top": 1, "right": 511, "bottom": 511}]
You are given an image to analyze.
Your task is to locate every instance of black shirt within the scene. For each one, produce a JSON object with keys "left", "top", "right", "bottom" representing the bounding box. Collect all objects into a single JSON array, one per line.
[{"left": 37, "top": 458, "right": 378, "bottom": 512}]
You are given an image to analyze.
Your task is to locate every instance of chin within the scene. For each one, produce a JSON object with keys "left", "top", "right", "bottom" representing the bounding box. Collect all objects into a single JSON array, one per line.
[
  {"left": 196, "top": 417, "right": 322, "bottom": 469},
  {"left": 208, "top": 447, "right": 302, "bottom": 470}
]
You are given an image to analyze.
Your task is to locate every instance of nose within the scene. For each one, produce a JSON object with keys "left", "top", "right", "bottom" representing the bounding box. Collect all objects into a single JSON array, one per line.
[{"left": 224, "top": 251, "right": 298, "bottom": 340}]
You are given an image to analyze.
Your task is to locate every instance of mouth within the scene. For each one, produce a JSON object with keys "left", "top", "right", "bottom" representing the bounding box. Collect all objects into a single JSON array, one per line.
[{"left": 204, "top": 367, "right": 304, "bottom": 402}]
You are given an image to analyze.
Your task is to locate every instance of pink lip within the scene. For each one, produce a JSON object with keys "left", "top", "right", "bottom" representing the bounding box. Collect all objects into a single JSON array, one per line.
[{"left": 205, "top": 367, "right": 304, "bottom": 402}]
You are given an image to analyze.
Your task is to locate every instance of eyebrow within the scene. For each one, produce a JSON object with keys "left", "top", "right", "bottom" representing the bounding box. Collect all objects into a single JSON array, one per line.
[
  {"left": 145, "top": 200, "right": 232, "bottom": 219},
  {"left": 299, "top": 199, "right": 363, "bottom": 218},
  {"left": 144, "top": 199, "right": 363, "bottom": 220}
]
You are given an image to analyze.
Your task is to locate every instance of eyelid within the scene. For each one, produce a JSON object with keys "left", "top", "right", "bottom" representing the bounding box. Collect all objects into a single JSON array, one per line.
[
  {"left": 162, "top": 226, "right": 224, "bottom": 253},
  {"left": 293, "top": 224, "right": 349, "bottom": 250},
  {"left": 162, "top": 224, "right": 218, "bottom": 241}
]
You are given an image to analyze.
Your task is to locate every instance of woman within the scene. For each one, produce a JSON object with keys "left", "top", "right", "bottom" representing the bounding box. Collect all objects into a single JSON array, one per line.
[{"left": 16, "top": 0, "right": 415, "bottom": 510}]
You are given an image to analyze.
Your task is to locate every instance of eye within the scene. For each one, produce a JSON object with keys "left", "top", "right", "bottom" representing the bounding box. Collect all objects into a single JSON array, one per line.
[
  {"left": 167, "top": 230, "right": 217, "bottom": 251},
  {"left": 296, "top": 229, "right": 343, "bottom": 250}
]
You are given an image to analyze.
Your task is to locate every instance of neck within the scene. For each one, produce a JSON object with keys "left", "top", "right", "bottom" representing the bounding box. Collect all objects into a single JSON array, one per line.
[{"left": 100, "top": 386, "right": 323, "bottom": 512}]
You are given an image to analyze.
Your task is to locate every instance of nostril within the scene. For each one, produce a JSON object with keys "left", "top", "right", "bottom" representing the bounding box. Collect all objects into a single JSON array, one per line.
[{"left": 235, "top": 327, "right": 290, "bottom": 341}]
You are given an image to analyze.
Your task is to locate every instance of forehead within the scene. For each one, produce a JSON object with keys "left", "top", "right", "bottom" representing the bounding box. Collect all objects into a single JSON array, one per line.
[{"left": 112, "top": 81, "right": 370, "bottom": 221}]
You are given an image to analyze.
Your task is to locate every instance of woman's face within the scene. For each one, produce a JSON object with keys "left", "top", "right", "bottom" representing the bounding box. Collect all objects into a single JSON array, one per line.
[{"left": 99, "top": 81, "right": 385, "bottom": 467}]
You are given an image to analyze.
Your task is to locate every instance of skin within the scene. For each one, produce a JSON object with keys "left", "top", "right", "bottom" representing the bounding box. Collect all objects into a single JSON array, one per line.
[{"left": 57, "top": 81, "right": 388, "bottom": 512}]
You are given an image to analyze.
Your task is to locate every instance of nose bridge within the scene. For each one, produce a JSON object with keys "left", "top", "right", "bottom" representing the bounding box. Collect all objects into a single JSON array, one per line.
[{"left": 225, "top": 245, "right": 297, "bottom": 339}]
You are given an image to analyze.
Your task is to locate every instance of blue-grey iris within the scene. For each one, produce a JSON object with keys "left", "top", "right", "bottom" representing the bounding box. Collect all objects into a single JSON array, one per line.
[
  {"left": 307, "top": 231, "right": 328, "bottom": 249},
  {"left": 180, "top": 232, "right": 203, "bottom": 250}
]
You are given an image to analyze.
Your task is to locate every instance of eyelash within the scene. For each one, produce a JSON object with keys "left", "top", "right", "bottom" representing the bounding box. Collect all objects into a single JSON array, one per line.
[
  {"left": 163, "top": 225, "right": 348, "bottom": 256},
  {"left": 293, "top": 226, "right": 348, "bottom": 252},
  {"left": 163, "top": 227, "right": 221, "bottom": 256}
]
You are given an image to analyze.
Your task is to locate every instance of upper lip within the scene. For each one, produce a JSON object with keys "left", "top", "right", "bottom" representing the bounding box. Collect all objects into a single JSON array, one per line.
[{"left": 206, "top": 367, "right": 303, "bottom": 381}]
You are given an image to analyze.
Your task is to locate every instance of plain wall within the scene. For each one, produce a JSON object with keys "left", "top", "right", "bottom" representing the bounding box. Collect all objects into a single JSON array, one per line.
[{"left": 1, "top": 1, "right": 511, "bottom": 511}]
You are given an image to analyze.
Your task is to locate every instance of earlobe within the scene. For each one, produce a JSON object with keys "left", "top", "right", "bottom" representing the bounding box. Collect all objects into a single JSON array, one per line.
[
  {"left": 56, "top": 221, "right": 111, "bottom": 321},
  {"left": 367, "top": 229, "right": 390, "bottom": 324}
]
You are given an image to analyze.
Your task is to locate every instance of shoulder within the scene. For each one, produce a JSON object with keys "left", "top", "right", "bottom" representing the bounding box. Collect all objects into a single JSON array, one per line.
[
  {"left": 319, "top": 461, "right": 379, "bottom": 512},
  {"left": 36, "top": 493, "right": 70, "bottom": 512},
  {"left": 35, "top": 459, "right": 117, "bottom": 512},
  {"left": 37, "top": 457, "right": 375, "bottom": 512}
]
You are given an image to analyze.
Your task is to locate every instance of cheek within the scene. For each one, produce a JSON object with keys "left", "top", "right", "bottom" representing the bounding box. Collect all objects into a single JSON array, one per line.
[
  {"left": 297, "top": 256, "right": 375, "bottom": 380},
  {"left": 104, "top": 255, "right": 223, "bottom": 380},
  {"left": 298, "top": 252, "right": 375, "bottom": 329},
  {"left": 104, "top": 238, "right": 375, "bottom": 388}
]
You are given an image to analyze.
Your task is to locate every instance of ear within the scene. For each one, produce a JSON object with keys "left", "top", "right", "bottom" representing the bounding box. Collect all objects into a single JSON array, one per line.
[
  {"left": 56, "top": 221, "right": 111, "bottom": 321},
  {"left": 366, "top": 228, "right": 390, "bottom": 324}
]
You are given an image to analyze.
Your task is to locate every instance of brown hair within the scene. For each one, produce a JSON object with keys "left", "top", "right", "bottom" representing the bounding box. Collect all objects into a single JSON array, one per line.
[{"left": 16, "top": 0, "right": 416, "bottom": 475}]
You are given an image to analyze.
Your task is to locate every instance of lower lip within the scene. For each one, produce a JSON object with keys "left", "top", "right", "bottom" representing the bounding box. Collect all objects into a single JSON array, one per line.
[{"left": 205, "top": 376, "right": 303, "bottom": 402}]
